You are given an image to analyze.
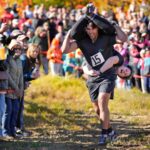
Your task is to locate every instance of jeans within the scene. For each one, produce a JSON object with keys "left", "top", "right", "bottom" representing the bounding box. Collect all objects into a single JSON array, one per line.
[
  {"left": 2, "top": 97, "right": 20, "bottom": 136},
  {"left": 125, "top": 79, "right": 132, "bottom": 90},
  {"left": 16, "top": 97, "right": 24, "bottom": 130},
  {"left": 49, "top": 61, "right": 63, "bottom": 76},
  {"left": 144, "top": 77, "right": 150, "bottom": 93},
  {"left": 40, "top": 55, "right": 49, "bottom": 75},
  {"left": 133, "top": 65, "right": 141, "bottom": 90},
  {"left": 0, "top": 94, "right": 5, "bottom": 136}
]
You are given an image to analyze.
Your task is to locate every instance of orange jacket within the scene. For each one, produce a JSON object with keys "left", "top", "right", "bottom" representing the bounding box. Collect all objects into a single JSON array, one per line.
[{"left": 47, "top": 38, "right": 62, "bottom": 63}]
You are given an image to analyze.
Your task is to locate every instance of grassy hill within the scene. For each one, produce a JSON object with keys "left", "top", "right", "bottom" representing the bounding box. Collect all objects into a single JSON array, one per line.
[{"left": 1, "top": 75, "right": 150, "bottom": 150}]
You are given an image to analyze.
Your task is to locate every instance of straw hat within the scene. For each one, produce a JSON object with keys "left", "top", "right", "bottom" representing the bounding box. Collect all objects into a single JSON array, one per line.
[{"left": 8, "top": 39, "right": 21, "bottom": 50}]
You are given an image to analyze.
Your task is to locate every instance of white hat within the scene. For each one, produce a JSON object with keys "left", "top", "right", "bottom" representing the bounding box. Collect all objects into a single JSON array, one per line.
[{"left": 8, "top": 39, "right": 21, "bottom": 50}]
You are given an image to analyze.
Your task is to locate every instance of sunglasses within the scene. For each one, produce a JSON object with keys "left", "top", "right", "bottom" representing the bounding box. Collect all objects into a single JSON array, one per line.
[{"left": 12, "top": 48, "right": 22, "bottom": 51}]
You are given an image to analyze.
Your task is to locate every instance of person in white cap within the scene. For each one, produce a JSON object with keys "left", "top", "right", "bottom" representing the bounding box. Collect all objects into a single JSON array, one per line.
[{"left": 2, "top": 39, "right": 24, "bottom": 139}]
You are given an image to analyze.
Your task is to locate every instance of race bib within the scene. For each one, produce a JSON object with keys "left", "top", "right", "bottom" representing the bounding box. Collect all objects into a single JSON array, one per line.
[{"left": 91, "top": 52, "right": 105, "bottom": 67}]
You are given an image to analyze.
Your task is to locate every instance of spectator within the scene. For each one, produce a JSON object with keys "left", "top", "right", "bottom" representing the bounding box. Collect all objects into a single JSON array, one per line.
[
  {"left": 3, "top": 39, "right": 24, "bottom": 139},
  {"left": 30, "top": 26, "right": 49, "bottom": 74},
  {"left": 15, "top": 44, "right": 40, "bottom": 137},
  {"left": 47, "top": 33, "right": 63, "bottom": 76}
]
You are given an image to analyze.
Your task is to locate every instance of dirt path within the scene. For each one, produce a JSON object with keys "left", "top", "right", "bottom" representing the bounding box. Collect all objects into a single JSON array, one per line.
[{"left": 0, "top": 114, "right": 150, "bottom": 150}]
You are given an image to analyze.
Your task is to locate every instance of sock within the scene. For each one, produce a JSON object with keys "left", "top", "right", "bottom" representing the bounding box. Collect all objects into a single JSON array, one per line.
[
  {"left": 101, "top": 129, "right": 108, "bottom": 134},
  {"left": 107, "top": 127, "right": 113, "bottom": 134}
]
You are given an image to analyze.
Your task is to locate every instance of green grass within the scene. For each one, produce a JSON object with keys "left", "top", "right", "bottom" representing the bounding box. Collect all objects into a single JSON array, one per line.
[
  {"left": 1, "top": 75, "right": 150, "bottom": 150},
  {"left": 25, "top": 75, "right": 150, "bottom": 126},
  {"left": 110, "top": 88, "right": 150, "bottom": 124},
  {"left": 24, "top": 76, "right": 93, "bottom": 130}
]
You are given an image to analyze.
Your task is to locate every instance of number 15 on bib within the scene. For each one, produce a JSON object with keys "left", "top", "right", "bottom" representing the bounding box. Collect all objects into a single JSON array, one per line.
[{"left": 91, "top": 52, "right": 105, "bottom": 67}]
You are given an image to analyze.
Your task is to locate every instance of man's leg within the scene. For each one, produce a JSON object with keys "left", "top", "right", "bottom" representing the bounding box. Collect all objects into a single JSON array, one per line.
[
  {"left": 92, "top": 101, "right": 100, "bottom": 117},
  {"left": 2, "top": 97, "right": 12, "bottom": 136},
  {"left": 16, "top": 97, "right": 24, "bottom": 130},
  {"left": 11, "top": 99, "right": 20, "bottom": 137},
  {"left": 92, "top": 98, "right": 112, "bottom": 128},
  {"left": 97, "top": 92, "right": 117, "bottom": 145},
  {"left": 98, "top": 92, "right": 110, "bottom": 130}
]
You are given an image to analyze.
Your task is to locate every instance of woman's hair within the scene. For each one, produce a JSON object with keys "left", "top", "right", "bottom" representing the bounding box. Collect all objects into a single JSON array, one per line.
[
  {"left": 35, "top": 26, "right": 45, "bottom": 36},
  {"left": 26, "top": 43, "right": 41, "bottom": 65},
  {"left": 118, "top": 65, "right": 133, "bottom": 79},
  {"left": 26, "top": 43, "right": 40, "bottom": 57}
]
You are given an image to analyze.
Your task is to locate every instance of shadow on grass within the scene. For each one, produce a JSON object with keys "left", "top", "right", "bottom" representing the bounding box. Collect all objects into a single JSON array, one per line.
[
  {"left": 24, "top": 101, "right": 94, "bottom": 130},
  {"left": 1, "top": 101, "right": 149, "bottom": 150}
]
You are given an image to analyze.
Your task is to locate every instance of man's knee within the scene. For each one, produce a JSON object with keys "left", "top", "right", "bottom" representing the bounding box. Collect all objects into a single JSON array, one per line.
[
  {"left": 98, "top": 93, "right": 110, "bottom": 109},
  {"left": 98, "top": 93, "right": 110, "bottom": 102}
]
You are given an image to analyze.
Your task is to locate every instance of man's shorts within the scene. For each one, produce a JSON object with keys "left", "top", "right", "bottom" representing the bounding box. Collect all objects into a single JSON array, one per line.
[{"left": 86, "top": 76, "right": 116, "bottom": 102}]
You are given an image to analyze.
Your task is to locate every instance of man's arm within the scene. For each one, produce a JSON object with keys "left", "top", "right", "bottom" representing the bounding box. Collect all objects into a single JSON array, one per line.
[
  {"left": 82, "top": 61, "right": 99, "bottom": 76},
  {"left": 61, "top": 30, "right": 78, "bottom": 54}
]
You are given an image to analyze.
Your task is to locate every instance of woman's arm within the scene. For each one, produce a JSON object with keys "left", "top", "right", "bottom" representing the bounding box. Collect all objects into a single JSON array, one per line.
[
  {"left": 100, "top": 50, "right": 124, "bottom": 73},
  {"left": 113, "top": 24, "right": 127, "bottom": 43},
  {"left": 83, "top": 50, "right": 123, "bottom": 75},
  {"left": 70, "top": 15, "right": 89, "bottom": 40},
  {"left": 99, "top": 56, "right": 119, "bottom": 73},
  {"left": 87, "top": 14, "right": 116, "bottom": 35}
]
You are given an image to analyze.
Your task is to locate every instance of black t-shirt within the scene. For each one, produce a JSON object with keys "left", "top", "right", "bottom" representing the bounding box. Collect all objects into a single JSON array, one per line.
[{"left": 77, "top": 34, "right": 116, "bottom": 72}]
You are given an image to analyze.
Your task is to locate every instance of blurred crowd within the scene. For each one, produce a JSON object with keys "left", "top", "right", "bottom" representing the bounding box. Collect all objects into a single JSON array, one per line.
[{"left": 0, "top": 0, "right": 150, "bottom": 140}]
